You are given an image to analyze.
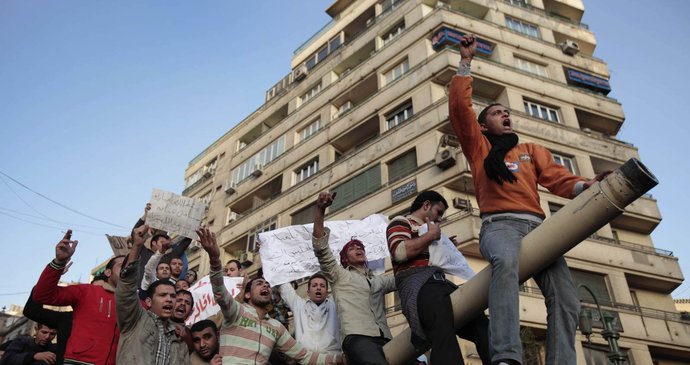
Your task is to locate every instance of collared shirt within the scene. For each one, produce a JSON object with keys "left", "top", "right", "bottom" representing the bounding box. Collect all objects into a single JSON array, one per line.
[
  {"left": 153, "top": 314, "right": 175, "bottom": 365},
  {"left": 279, "top": 283, "right": 341, "bottom": 353},
  {"left": 312, "top": 228, "right": 396, "bottom": 340}
]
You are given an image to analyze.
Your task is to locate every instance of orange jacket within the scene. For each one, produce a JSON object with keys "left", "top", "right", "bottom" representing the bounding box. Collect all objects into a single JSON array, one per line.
[{"left": 449, "top": 76, "right": 584, "bottom": 218}]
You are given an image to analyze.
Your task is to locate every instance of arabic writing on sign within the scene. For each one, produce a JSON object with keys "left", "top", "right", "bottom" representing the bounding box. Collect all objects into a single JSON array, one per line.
[
  {"left": 258, "top": 214, "right": 390, "bottom": 286},
  {"left": 146, "top": 188, "right": 205, "bottom": 239},
  {"left": 185, "top": 275, "right": 244, "bottom": 326}
]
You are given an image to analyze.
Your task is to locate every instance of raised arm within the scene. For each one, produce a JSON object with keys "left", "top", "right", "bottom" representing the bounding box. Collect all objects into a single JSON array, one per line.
[
  {"left": 311, "top": 192, "right": 340, "bottom": 283},
  {"left": 197, "top": 227, "right": 240, "bottom": 325},
  {"left": 279, "top": 282, "right": 302, "bottom": 310},
  {"left": 141, "top": 251, "right": 164, "bottom": 290},
  {"left": 32, "top": 230, "right": 85, "bottom": 306},
  {"left": 448, "top": 34, "right": 485, "bottom": 161},
  {"left": 115, "top": 224, "right": 149, "bottom": 334}
]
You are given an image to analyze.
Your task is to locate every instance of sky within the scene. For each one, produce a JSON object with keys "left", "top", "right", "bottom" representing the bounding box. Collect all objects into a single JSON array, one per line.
[{"left": 0, "top": 0, "right": 688, "bottom": 310}]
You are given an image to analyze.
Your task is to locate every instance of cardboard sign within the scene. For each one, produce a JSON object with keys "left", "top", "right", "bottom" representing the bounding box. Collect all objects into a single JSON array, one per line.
[
  {"left": 146, "top": 189, "right": 205, "bottom": 239},
  {"left": 258, "top": 214, "right": 389, "bottom": 286},
  {"left": 106, "top": 234, "right": 132, "bottom": 256}
]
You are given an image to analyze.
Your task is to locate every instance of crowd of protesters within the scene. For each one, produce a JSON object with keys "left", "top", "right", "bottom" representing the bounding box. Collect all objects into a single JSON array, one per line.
[{"left": 0, "top": 35, "right": 608, "bottom": 365}]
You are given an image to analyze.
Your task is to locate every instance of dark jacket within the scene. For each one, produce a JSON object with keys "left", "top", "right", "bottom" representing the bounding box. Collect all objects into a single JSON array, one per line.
[
  {"left": 22, "top": 289, "right": 72, "bottom": 365},
  {"left": 0, "top": 335, "right": 58, "bottom": 365}
]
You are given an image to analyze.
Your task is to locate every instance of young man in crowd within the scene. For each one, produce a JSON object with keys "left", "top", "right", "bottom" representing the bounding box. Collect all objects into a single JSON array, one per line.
[
  {"left": 279, "top": 273, "right": 340, "bottom": 354},
  {"left": 449, "top": 34, "right": 607, "bottom": 365},
  {"left": 169, "top": 288, "right": 195, "bottom": 353},
  {"left": 312, "top": 192, "right": 396, "bottom": 365},
  {"left": 196, "top": 227, "right": 342, "bottom": 365},
  {"left": 32, "top": 230, "right": 122, "bottom": 365},
  {"left": 115, "top": 224, "right": 189, "bottom": 364},
  {"left": 185, "top": 269, "right": 198, "bottom": 285},
  {"left": 132, "top": 203, "right": 192, "bottom": 285},
  {"left": 175, "top": 279, "right": 191, "bottom": 291},
  {"left": 0, "top": 323, "right": 57, "bottom": 365},
  {"left": 387, "top": 190, "right": 490, "bottom": 364},
  {"left": 224, "top": 259, "right": 242, "bottom": 277},
  {"left": 190, "top": 320, "right": 221, "bottom": 365}
]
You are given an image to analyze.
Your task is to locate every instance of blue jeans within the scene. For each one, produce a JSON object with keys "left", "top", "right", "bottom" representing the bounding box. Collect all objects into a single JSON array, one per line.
[{"left": 479, "top": 216, "right": 580, "bottom": 365}]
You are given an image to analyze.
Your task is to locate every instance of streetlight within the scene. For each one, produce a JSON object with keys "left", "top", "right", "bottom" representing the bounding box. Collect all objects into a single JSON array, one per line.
[{"left": 578, "top": 284, "right": 628, "bottom": 365}]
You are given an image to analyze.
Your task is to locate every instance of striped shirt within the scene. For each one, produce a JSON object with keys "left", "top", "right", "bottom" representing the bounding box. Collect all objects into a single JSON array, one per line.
[
  {"left": 209, "top": 267, "right": 339, "bottom": 365},
  {"left": 387, "top": 215, "right": 430, "bottom": 273}
]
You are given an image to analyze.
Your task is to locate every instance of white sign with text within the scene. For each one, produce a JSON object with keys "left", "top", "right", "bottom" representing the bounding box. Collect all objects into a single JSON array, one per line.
[
  {"left": 258, "top": 214, "right": 390, "bottom": 286},
  {"left": 146, "top": 189, "right": 205, "bottom": 240},
  {"left": 185, "top": 275, "right": 244, "bottom": 326}
]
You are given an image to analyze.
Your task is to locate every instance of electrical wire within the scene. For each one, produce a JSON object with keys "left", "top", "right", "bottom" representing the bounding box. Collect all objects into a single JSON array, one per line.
[
  {"left": 0, "top": 210, "right": 103, "bottom": 237},
  {"left": 0, "top": 170, "right": 128, "bottom": 229},
  {"left": 0, "top": 206, "right": 128, "bottom": 232}
]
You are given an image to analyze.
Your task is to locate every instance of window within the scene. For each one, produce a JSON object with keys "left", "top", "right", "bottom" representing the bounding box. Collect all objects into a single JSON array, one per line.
[
  {"left": 382, "top": 21, "right": 405, "bottom": 46},
  {"left": 384, "top": 59, "right": 409, "bottom": 85},
  {"left": 552, "top": 152, "right": 576, "bottom": 174},
  {"left": 514, "top": 57, "right": 547, "bottom": 77},
  {"left": 184, "top": 159, "right": 217, "bottom": 189},
  {"left": 505, "top": 16, "right": 541, "bottom": 39},
  {"left": 291, "top": 203, "right": 315, "bottom": 225},
  {"left": 299, "top": 119, "right": 321, "bottom": 142},
  {"left": 388, "top": 149, "right": 417, "bottom": 182},
  {"left": 381, "top": 0, "right": 403, "bottom": 14},
  {"left": 247, "top": 217, "right": 277, "bottom": 252},
  {"left": 570, "top": 269, "right": 612, "bottom": 306},
  {"left": 295, "top": 158, "right": 319, "bottom": 184},
  {"left": 300, "top": 83, "right": 322, "bottom": 105},
  {"left": 524, "top": 100, "right": 560, "bottom": 123},
  {"left": 506, "top": 0, "right": 529, "bottom": 7},
  {"left": 304, "top": 33, "right": 344, "bottom": 71},
  {"left": 232, "top": 136, "right": 286, "bottom": 184},
  {"left": 386, "top": 101, "right": 414, "bottom": 129},
  {"left": 330, "top": 165, "right": 382, "bottom": 212}
]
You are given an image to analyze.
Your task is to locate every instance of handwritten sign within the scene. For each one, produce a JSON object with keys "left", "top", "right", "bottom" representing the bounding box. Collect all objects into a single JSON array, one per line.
[
  {"left": 419, "top": 223, "right": 475, "bottom": 280},
  {"left": 185, "top": 275, "right": 244, "bottom": 326},
  {"left": 146, "top": 189, "right": 205, "bottom": 240},
  {"left": 258, "top": 214, "right": 390, "bottom": 286},
  {"left": 106, "top": 234, "right": 132, "bottom": 256}
]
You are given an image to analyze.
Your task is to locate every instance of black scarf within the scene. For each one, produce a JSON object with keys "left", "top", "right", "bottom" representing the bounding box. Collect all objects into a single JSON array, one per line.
[{"left": 484, "top": 133, "right": 519, "bottom": 185}]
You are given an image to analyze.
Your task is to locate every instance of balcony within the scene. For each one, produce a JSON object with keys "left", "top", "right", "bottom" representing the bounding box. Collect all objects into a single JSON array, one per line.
[
  {"left": 611, "top": 195, "right": 662, "bottom": 234},
  {"left": 568, "top": 237, "right": 683, "bottom": 293}
]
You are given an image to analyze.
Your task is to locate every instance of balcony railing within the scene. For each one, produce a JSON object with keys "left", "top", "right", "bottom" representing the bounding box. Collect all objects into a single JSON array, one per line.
[
  {"left": 520, "top": 285, "right": 690, "bottom": 323},
  {"left": 589, "top": 234, "right": 673, "bottom": 257}
]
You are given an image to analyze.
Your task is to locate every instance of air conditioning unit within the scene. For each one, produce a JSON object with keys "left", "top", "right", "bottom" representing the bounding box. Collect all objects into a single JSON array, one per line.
[
  {"left": 294, "top": 65, "right": 308, "bottom": 82},
  {"left": 224, "top": 180, "right": 237, "bottom": 195},
  {"left": 251, "top": 164, "right": 263, "bottom": 178},
  {"left": 202, "top": 166, "right": 214, "bottom": 178},
  {"left": 239, "top": 252, "right": 254, "bottom": 267},
  {"left": 190, "top": 241, "right": 201, "bottom": 251},
  {"left": 435, "top": 147, "right": 457, "bottom": 169},
  {"left": 560, "top": 40, "right": 580, "bottom": 56},
  {"left": 227, "top": 211, "right": 238, "bottom": 224},
  {"left": 452, "top": 197, "right": 471, "bottom": 211}
]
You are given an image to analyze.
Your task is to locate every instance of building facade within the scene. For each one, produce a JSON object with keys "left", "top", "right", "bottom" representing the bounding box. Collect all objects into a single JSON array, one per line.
[{"left": 182, "top": 0, "right": 689, "bottom": 363}]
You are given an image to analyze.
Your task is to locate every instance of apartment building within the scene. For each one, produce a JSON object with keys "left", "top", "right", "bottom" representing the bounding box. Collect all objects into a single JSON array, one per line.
[{"left": 181, "top": 1, "right": 689, "bottom": 363}]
